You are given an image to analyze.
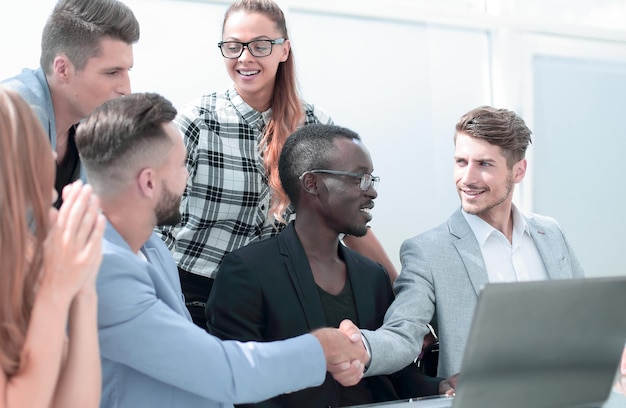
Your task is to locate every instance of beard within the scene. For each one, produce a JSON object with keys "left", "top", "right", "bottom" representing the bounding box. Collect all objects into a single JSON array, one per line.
[
  {"left": 155, "top": 183, "right": 182, "bottom": 227},
  {"left": 344, "top": 223, "right": 369, "bottom": 238},
  {"left": 462, "top": 172, "right": 514, "bottom": 216}
]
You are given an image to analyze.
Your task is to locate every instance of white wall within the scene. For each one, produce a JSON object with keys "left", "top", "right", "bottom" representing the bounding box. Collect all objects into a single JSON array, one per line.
[{"left": 2, "top": 0, "right": 626, "bottom": 277}]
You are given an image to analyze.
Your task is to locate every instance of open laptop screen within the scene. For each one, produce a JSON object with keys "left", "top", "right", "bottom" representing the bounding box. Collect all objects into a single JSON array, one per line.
[{"left": 453, "top": 277, "right": 626, "bottom": 408}]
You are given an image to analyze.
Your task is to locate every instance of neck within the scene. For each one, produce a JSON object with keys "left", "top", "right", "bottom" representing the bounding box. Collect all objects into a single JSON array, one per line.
[
  {"left": 293, "top": 217, "right": 341, "bottom": 259},
  {"left": 480, "top": 204, "right": 515, "bottom": 242},
  {"left": 296, "top": 222, "right": 348, "bottom": 295},
  {"left": 293, "top": 215, "right": 348, "bottom": 295},
  {"left": 49, "top": 86, "right": 79, "bottom": 152},
  {"left": 236, "top": 86, "right": 273, "bottom": 113},
  {"left": 102, "top": 200, "right": 155, "bottom": 253}
]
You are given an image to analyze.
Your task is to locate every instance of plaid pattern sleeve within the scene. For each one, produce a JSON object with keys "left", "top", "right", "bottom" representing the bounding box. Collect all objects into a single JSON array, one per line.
[{"left": 155, "top": 86, "right": 333, "bottom": 278}]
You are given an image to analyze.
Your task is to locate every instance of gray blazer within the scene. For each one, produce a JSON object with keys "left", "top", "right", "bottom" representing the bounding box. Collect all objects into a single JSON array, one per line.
[
  {"left": 362, "top": 208, "right": 585, "bottom": 378},
  {"left": 97, "top": 223, "right": 326, "bottom": 408}
]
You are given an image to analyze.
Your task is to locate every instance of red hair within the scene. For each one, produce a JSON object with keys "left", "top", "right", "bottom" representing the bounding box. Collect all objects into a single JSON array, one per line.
[
  {"left": 0, "top": 86, "right": 55, "bottom": 376},
  {"left": 224, "top": 0, "right": 304, "bottom": 223}
]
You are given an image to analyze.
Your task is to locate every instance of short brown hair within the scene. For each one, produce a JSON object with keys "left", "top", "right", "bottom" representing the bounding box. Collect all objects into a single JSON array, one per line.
[
  {"left": 76, "top": 93, "right": 177, "bottom": 194},
  {"left": 40, "top": 0, "right": 140, "bottom": 73},
  {"left": 455, "top": 105, "right": 532, "bottom": 168}
]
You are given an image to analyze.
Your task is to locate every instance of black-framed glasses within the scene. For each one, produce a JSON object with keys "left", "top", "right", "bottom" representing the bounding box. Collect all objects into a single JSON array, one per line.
[
  {"left": 302, "top": 170, "right": 380, "bottom": 191},
  {"left": 217, "top": 38, "right": 285, "bottom": 59}
]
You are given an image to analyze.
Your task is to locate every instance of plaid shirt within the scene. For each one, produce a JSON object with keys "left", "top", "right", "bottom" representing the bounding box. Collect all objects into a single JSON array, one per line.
[{"left": 156, "top": 86, "right": 332, "bottom": 278}]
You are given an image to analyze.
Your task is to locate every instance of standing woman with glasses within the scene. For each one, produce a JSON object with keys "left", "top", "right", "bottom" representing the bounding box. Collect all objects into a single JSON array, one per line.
[
  {"left": 0, "top": 86, "right": 105, "bottom": 407},
  {"left": 157, "top": 0, "right": 398, "bottom": 328}
]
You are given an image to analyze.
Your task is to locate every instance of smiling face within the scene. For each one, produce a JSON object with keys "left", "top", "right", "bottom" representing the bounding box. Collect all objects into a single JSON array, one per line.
[
  {"left": 316, "top": 138, "right": 378, "bottom": 237},
  {"left": 65, "top": 37, "right": 133, "bottom": 122},
  {"left": 454, "top": 132, "right": 526, "bottom": 224},
  {"left": 221, "top": 11, "right": 290, "bottom": 111}
]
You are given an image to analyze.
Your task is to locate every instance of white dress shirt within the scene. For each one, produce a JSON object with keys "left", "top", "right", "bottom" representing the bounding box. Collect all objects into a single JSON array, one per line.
[{"left": 463, "top": 205, "right": 548, "bottom": 283}]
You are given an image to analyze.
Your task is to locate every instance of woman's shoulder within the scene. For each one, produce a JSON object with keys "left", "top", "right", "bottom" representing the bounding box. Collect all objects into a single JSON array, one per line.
[
  {"left": 177, "top": 89, "right": 230, "bottom": 116},
  {"left": 175, "top": 88, "right": 244, "bottom": 131},
  {"left": 301, "top": 100, "right": 333, "bottom": 125}
]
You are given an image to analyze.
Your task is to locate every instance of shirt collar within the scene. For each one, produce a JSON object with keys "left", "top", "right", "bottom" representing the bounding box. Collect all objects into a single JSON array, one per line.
[
  {"left": 227, "top": 85, "right": 268, "bottom": 132},
  {"left": 510, "top": 204, "right": 529, "bottom": 245},
  {"left": 462, "top": 204, "right": 529, "bottom": 246}
]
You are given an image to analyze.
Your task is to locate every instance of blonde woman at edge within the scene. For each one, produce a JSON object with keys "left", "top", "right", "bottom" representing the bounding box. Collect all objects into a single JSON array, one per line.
[{"left": 0, "top": 86, "right": 105, "bottom": 408}]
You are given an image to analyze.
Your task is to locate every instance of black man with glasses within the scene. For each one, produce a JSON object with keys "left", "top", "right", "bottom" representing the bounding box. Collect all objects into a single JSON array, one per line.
[
  {"left": 206, "top": 124, "right": 454, "bottom": 407},
  {"left": 156, "top": 0, "right": 399, "bottom": 330}
]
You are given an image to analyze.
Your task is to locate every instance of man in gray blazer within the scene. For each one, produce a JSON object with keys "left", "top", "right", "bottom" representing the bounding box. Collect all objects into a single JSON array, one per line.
[
  {"left": 359, "top": 105, "right": 585, "bottom": 379},
  {"left": 74, "top": 93, "right": 367, "bottom": 408}
]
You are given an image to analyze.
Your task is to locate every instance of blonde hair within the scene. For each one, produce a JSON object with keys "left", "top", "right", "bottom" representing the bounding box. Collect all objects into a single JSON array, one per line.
[
  {"left": 223, "top": 0, "right": 304, "bottom": 223},
  {"left": 0, "top": 86, "right": 55, "bottom": 376}
]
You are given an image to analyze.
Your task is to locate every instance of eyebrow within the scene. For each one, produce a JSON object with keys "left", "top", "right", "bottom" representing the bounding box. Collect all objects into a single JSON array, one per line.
[
  {"left": 99, "top": 63, "right": 132, "bottom": 72},
  {"left": 454, "top": 155, "right": 496, "bottom": 163},
  {"left": 223, "top": 35, "right": 273, "bottom": 42}
]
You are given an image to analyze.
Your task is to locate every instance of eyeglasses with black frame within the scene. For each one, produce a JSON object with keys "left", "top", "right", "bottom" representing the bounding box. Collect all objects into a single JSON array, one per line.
[
  {"left": 302, "top": 170, "right": 380, "bottom": 191},
  {"left": 218, "top": 38, "right": 285, "bottom": 59}
]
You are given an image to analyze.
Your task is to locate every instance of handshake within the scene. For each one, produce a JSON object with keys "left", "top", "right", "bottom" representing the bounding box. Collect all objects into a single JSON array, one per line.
[{"left": 312, "top": 319, "right": 369, "bottom": 386}]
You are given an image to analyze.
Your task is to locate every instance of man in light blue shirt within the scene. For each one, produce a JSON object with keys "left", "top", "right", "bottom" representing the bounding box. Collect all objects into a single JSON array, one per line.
[
  {"left": 74, "top": 92, "right": 366, "bottom": 408},
  {"left": 2, "top": 0, "right": 139, "bottom": 207}
]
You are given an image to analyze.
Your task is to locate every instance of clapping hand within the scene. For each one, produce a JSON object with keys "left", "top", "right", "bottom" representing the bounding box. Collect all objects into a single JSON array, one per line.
[{"left": 42, "top": 181, "right": 106, "bottom": 299}]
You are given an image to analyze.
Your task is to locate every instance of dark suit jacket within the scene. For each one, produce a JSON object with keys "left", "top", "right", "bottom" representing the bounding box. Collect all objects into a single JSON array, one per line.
[{"left": 206, "top": 222, "right": 440, "bottom": 407}]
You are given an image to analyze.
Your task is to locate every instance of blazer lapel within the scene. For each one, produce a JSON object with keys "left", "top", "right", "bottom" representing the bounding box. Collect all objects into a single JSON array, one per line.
[
  {"left": 142, "top": 236, "right": 190, "bottom": 317},
  {"left": 342, "top": 245, "right": 374, "bottom": 328},
  {"left": 449, "top": 209, "right": 489, "bottom": 296},
  {"left": 143, "top": 247, "right": 180, "bottom": 293},
  {"left": 526, "top": 217, "right": 570, "bottom": 280},
  {"left": 278, "top": 223, "right": 327, "bottom": 329}
]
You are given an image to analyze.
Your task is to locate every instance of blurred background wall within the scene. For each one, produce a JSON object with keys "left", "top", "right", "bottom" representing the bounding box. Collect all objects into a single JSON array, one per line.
[{"left": 2, "top": 0, "right": 625, "bottom": 277}]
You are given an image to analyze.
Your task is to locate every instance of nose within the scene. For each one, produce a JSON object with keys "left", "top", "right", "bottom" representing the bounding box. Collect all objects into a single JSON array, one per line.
[
  {"left": 365, "top": 185, "right": 378, "bottom": 199},
  {"left": 238, "top": 46, "right": 254, "bottom": 61},
  {"left": 459, "top": 163, "right": 479, "bottom": 185},
  {"left": 117, "top": 71, "right": 131, "bottom": 96}
]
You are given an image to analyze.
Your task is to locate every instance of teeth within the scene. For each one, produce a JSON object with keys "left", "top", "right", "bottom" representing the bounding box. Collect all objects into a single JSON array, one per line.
[
  {"left": 360, "top": 208, "right": 371, "bottom": 213},
  {"left": 239, "top": 70, "right": 259, "bottom": 76}
]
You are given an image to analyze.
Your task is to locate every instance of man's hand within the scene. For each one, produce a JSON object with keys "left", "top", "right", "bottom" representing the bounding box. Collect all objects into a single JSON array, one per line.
[
  {"left": 613, "top": 347, "right": 626, "bottom": 396},
  {"left": 312, "top": 320, "right": 367, "bottom": 386},
  {"left": 422, "top": 330, "right": 437, "bottom": 352},
  {"left": 438, "top": 373, "right": 458, "bottom": 396}
]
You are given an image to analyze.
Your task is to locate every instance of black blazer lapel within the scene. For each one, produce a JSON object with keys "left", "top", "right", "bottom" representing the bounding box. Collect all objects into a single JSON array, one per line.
[
  {"left": 278, "top": 223, "right": 327, "bottom": 330},
  {"left": 342, "top": 244, "right": 390, "bottom": 330},
  {"left": 339, "top": 244, "right": 376, "bottom": 328}
]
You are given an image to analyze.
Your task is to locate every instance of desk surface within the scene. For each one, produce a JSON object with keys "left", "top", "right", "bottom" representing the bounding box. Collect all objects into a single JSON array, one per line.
[{"left": 349, "top": 389, "right": 626, "bottom": 408}]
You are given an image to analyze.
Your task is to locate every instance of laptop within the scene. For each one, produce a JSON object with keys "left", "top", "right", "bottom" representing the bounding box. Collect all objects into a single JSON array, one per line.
[
  {"left": 349, "top": 277, "right": 626, "bottom": 408},
  {"left": 451, "top": 276, "right": 626, "bottom": 408}
]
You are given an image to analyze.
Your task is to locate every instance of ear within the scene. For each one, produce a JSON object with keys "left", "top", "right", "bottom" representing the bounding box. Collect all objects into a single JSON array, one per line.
[
  {"left": 279, "top": 39, "right": 291, "bottom": 63},
  {"left": 52, "top": 54, "right": 73, "bottom": 83},
  {"left": 137, "top": 167, "right": 157, "bottom": 199},
  {"left": 512, "top": 158, "right": 527, "bottom": 183},
  {"left": 300, "top": 172, "right": 319, "bottom": 196}
]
